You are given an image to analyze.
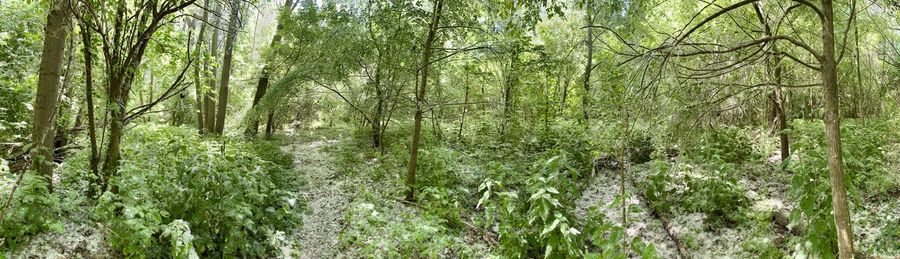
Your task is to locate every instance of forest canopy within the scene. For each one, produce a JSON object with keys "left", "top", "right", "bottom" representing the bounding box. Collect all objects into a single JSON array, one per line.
[{"left": 1, "top": 0, "right": 899, "bottom": 257}]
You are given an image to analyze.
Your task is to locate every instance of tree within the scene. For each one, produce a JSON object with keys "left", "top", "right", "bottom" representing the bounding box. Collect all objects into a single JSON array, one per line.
[
  {"left": 205, "top": 2, "right": 221, "bottom": 134},
  {"left": 619, "top": 0, "right": 856, "bottom": 256},
  {"left": 247, "top": 0, "right": 292, "bottom": 137},
  {"left": 582, "top": 0, "right": 594, "bottom": 122},
  {"left": 405, "top": 0, "right": 444, "bottom": 201},
  {"left": 192, "top": 0, "right": 210, "bottom": 133},
  {"left": 214, "top": 0, "right": 243, "bottom": 135},
  {"left": 79, "top": 9, "right": 100, "bottom": 182},
  {"left": 31, "top": 0, "right": 70, "bottom": 190},
  {"left": 78, "top": 0, "right": 197, "bottom": 188}
]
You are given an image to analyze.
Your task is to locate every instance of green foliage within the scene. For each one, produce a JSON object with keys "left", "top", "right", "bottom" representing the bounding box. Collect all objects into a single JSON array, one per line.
[
  {"left": 0, "top": 172, "right": 62, "bottom": 250},
  {"left": 681, "top": 163, "right": 749, "bottom": 228},
  {"left": 340, "top": 192, "right": 486, "bottom": 258},
  {"left": 477, "top": 155, "right": 583, "bottom": 258},
  {"left": 85, "top": 125, "right": 302, "bottom": 257},
  {"left": 785, "top": 119, "right": 892, "bottom": 257},
  {"left": 582, "top": 207, "right": 657, "bottom": 259},
  {"left": 688, "top": 126, "right": 754, "bottom": 163},
  {"left": 0, "top": 0, "right": 43, "bottom": 142},
  {"left": 640, "top": 161, "right": 749, "bottom": 228}
]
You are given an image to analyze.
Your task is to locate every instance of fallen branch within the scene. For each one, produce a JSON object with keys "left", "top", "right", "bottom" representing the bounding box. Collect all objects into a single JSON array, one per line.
[{"left": 631, "top": 185, "right": 692, "bottom": 259}]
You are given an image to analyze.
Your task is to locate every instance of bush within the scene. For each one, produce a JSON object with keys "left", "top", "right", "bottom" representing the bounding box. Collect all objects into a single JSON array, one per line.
[
  {"left": 640, "top": 161, "right": 749, "bottom": 229},
  {"left": 785, "top": 119, "right": 892, "bottom": 257},
  {"left": 688, "top": 126, "right": 754, "bottom": 163},
  {"left": 84, "top": 125, "right": 303, "bottom": 257},
  {"left": 0, "top": 172, "right": 62, "bottom": 250}
]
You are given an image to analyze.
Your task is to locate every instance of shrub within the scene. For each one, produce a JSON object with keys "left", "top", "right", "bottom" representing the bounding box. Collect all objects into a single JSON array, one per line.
[
  {"left": 689, "top": 126, "right": 754, "bottom": 163},
  {"left": 640, "top": 161, "right": 749, "bottom": 229},
  {"left": 0, "top": 172, "right": 62, "bottom": 250},
  {"left": 785, "top": 119, "right": 891, "bottom": 257},
  {"left": 88, "top": 125, "right": 303, "bottom": 257},
  {"left": 476, "top": 155, "right": 583, "bottom": 258}
]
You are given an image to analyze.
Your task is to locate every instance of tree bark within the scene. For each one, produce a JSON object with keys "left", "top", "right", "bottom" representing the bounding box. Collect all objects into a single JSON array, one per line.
[
  {"left": 79, "top": 18, "right": 100, "bottom": 181},
  {"left": 204, "top": 2, "right": 221, "bottom": 134},
  {"left": 31, "top": 0, "right": 70, "bottom": 190},
  {"left": 405, "top": 0, "right": 443, "bottom": 201},
  {"left": 820, "top": 0, "right": 855, "bottom": 257},
  {"left": 192, "top": 0, "right": 209, "bottom": 133},
  {"left": 214, "top": 0, "right": 241, "bottom": 135},
  {"left": 753, "top": 3, "right": 790, "bottom": 159}
]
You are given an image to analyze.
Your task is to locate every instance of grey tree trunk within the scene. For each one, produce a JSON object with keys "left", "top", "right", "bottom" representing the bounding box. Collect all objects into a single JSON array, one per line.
[
  {"left": 214, "top": 0, "right": 241, "bottom": 135},
  {"left": 820, "top": 0, "right": 854, "bottom": 257},
  {"left": 192, "top": 0, "right": 209, "bottom": 133},
  {"left": 204, "top": 2, "right": 221, "bottom": 134},
  {"left": 31, "top": 0, "right": 70, "bottom": 190}
]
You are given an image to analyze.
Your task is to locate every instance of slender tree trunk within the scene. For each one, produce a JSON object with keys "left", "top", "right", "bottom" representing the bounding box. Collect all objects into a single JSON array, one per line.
[
  {"left": 214, "top": 1, "right": 240, "bottom": 135},
  {"left": 853, "top": 10, "right": 864, "bottom": 119},
  {"left": 31, "top": 0, "right": 70, "bottom": 190},
  {"left": 80, "top": 19, "right": 99, "bottom": 179},
  {"left": 405, "top": 0, "right": 443, "bottom": 201},
  {"left": 265, "top": 111, "right": 275, "bottom": 137},
  {"left": 773, "top": 64, "right": 789, "bottom": 158},
  {"left": 582, "top": 0, "right": 594, "bottom": 123},
  {"left": 820, "top": 0, "right": 854, "bottom": 257},
  {"left": 193, "top": 0, "right": 209, "bottom": 133},
  {"left": 204, "top": 2, "right": 221, "bottom": 134},
  {"left": 458, "top": 77, "right": 469, "bottom": 140},
  {"left": 754, "top": 3, "right": 790, "bottom": 159},
  {"left": 248, "top": 0, "right": 292, "bottom": 137}
]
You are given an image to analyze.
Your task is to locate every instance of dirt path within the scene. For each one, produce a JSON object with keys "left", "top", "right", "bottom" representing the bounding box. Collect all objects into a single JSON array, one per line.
[{"left": 283, "top": 139, "right": 349, "bottom": 259}]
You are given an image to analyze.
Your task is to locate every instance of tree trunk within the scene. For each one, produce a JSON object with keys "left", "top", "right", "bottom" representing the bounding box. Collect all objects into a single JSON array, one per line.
[
  {"left": 265, "top": 111, "right": 275, "bottom": 137},
  {"left": 853, "top": 9, "right": 864, "bottom": 119},
  {"left": 458, "top": 77, "right": 469, "bottom": 140},
  {"left": 820, "top": 0, "right": 854, "bottom": 257},
  {"left": 80, "top": 19, "right": 99, "bottom": 180},
  {"left": 192, "top": 0, "right": 209, "bottom": 133},
  {"left": 204, "top": 2, "right": 221, "bottom": 134},
  {"left": 582, "top": 0, "right": 594, "bottom": 123},
  {"left": 405, "top": 0, "right": 443, "bottom": 201},
  {"left": 31, "top": 0, "right": 70, "bottom": 190},
  {"left": 248, "top": 0, "right": 292, "bottom": 137},
  {"left": 753, "top": 3, "right": 790, "bottom": 159},
  {"left": 214, "top": 1, "right": 241, "bottom": 135},
  {"left": 54, "top": 33, "right": 76, "bottom": 159}
]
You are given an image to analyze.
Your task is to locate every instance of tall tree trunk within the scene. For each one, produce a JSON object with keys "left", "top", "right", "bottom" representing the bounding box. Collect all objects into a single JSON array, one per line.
[
  {"left": 820, "top": 0, "right": 854, "bottom": 257},
  {"left": 754, "top": 3, "right": 790, "bottom": 159},
  {"left": 192, "top": 0, "right": 209, "bottom": 133},
  {"left": 773, "top": 67, "right": 789, "bottom": 158},
  {"left": 248, "top": 0, "right": 292, "bottom": 137},
  {"left": 31, "top": 0, "right": 70, "bottom": 190},
  {"left": 582, "top": 0, "right": 594, "bottom": 123},
  {"left": 54, "top": 33, "right": 76, "bottom": 158},
  {"left": 214, "top": 1, "right": 240, "bottom": 135},
  {"left": 853, "top": 9, "right": 864, "bottom": 119},
  {"left": 405, "top": 0, "right": 443, "bottom": 201},
  {"left": 204, "top": 2, "right": 221, "bottom": 134}
]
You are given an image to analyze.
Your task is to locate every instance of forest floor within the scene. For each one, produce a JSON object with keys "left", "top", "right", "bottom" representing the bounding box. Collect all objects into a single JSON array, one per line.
[{"left": 282, "top": 137, "right": 348, "bottom": 258}]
